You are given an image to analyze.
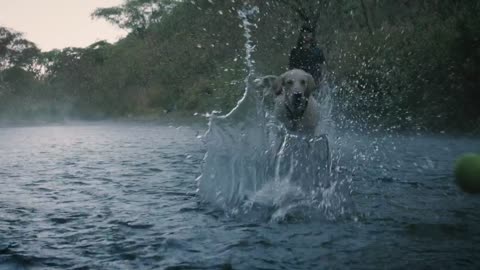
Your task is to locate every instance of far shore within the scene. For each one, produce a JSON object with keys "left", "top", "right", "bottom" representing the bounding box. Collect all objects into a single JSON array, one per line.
[{"left": 0, "top": 111, "right": 210, "bottom": 128}]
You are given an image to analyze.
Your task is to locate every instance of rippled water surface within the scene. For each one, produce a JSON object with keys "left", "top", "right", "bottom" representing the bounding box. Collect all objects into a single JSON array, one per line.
[{"left": 1, "top": 123, "right": 479, "bottom": 269}]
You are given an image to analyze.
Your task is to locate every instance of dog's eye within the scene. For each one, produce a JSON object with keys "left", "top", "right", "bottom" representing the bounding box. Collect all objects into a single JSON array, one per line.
[
  {"left": 300, "top": 80, "right": 306, "bottom": 85},
  {"left": 286, "top": 80, "right": 293, "bottom": 85}
]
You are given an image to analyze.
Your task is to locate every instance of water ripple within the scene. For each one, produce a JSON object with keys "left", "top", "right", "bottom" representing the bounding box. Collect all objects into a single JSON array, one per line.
[{"left": 0, "top": 124, "right": 479, "bottom": 269}]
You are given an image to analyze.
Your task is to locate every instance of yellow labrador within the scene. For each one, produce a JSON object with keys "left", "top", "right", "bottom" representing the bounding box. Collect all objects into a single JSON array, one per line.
[{"left": 256, "top": 69, "right": 320, "bottom": 135}]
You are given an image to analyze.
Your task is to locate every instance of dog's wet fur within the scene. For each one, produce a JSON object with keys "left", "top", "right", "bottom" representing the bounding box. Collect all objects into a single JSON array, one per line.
[{"left": 255, "top": 69, "right": 320, "bottom": 135}]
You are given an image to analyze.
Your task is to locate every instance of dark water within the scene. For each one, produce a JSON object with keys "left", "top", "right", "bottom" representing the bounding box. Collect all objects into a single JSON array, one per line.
[{"left": 1, "top": 123, "right": 479, "bottom": 269}]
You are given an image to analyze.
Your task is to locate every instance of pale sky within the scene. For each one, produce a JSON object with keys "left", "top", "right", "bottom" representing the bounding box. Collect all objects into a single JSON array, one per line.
[{"left": 0, "top": 0, "right": 128, "bottom": 51}]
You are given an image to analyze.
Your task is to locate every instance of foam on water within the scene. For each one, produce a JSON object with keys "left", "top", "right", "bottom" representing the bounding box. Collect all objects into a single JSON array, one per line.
[{"left": 196, "top": 5, "right": 352, "bottom": 222}]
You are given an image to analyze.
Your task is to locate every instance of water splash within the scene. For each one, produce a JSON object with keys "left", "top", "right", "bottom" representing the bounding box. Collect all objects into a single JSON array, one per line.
[
  {"left": 237, "top": 6, "right": 258, "bottom": 78},
  {"left": 316, "top": 80, "right": 337, "bottom": 138},
  {"left": 196, "top": 5, "right": 351, "bottom": 222}
]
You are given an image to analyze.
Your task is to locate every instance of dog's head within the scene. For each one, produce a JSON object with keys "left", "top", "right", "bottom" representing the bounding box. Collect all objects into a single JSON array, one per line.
[
  {"left": 254, "top": 75, "right": 279, "bottom": 110},
  {"left": 274, "top": 69, "right": 315, "bottom": 117}
]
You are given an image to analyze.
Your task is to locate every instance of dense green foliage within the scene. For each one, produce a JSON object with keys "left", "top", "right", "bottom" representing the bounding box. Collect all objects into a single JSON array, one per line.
[{"left": 0, "top": 0, "right": 479, "bottom": 133}]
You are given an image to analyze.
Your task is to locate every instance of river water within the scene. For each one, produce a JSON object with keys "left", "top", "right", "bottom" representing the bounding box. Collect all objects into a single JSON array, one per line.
[{"left": 0, "top": 122, "right": 479, "bottom": 269}]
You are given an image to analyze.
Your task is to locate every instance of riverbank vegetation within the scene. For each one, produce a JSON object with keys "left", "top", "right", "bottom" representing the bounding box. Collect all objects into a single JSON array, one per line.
[{"left": 1, "top": 0, "right": 479, "bottom": 133}]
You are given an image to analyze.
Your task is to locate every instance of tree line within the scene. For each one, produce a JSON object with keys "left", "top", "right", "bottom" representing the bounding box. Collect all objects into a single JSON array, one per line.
[{"left": 0, "top": 0, "right": 479, "bottom": 133}]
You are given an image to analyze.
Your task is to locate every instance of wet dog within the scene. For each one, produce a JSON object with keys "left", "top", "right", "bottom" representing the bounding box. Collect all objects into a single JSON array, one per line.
[
  {"left": 255, "top": 70, "right": 330, "bottom": 190},
  {"left": 255, "top": 69, "right": 320, "bottom": 135}
]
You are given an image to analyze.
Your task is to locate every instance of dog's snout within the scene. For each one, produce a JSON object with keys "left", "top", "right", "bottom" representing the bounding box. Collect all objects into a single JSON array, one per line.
[{"left": 292, "top": 92, "right": 303, "bottom": 99}]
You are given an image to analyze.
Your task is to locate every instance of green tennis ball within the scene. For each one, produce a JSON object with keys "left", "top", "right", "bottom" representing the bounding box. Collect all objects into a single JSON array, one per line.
[{"left": 454, "top": 153, "right": 480, "bottom": 194}]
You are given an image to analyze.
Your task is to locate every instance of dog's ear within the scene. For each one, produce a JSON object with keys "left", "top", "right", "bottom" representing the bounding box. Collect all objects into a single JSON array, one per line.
[
  {"left": 306, "top": 73, "right": 316, "bottom": 97},
  {"left": 263, "top": 75, "right": 277, "bottom": 89},
  {"left": 254, "top": 75, "right": 277, "bottom": 90},
  {"left": 272, "top": 75, "right": 284, "bottom": 96}
]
